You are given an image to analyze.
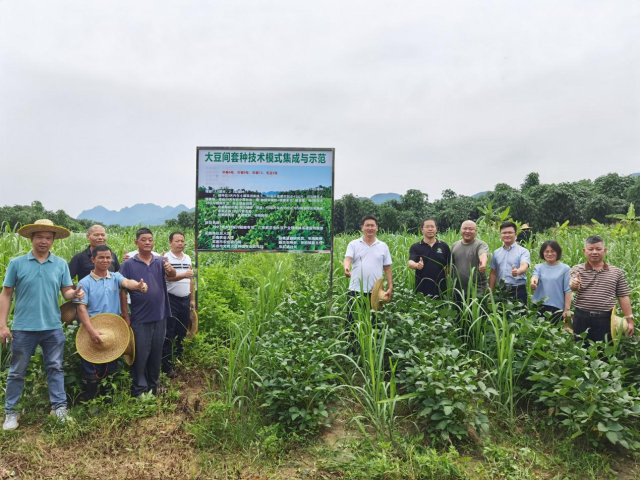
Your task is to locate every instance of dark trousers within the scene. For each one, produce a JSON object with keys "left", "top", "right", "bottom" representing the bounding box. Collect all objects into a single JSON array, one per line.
[
  {"left": 162, "top": 294, "right": 190, "bottom": 373},
  {"left": 537, "top": 304, "right": 562, "bottom": 325},
  {"left": 506, "top": 285, "right": 528, "bottom": 305},
  {"left": 573, "top": 309, "right": 612, "bottom": 345},
  {"left": 131, "top": 319, "right": 166, "bottom": 397},
  {"left": 81, "top": 358, "right": 118, "bottom": 379}
]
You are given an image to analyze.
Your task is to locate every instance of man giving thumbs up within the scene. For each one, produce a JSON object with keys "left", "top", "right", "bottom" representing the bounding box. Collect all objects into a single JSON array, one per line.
[{"left": 408, "top": 218, "right": 451, "bottom": 299}]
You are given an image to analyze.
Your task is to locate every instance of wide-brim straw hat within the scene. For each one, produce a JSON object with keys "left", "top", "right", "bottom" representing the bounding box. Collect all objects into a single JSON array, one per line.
[
  {"left": 187, "top": 309, "right": 198, "bottom": 339},
  {"left": 611, "top": 313, "right": 629, "bottom": 340},
  {"left": 18, "top": 219, "right": 70, "bottom": 239},
  {"left": 76, "top": 313, "right": 130, "bottom": 364},
  {"left": 60, "top": 301, "right": 78, "bottom": 325},
  {"left": 370, "top": 278, "right": 390, "bottom": 312},
  {"left": 521, "top": 223, "right": 532, "bottom": 230},
  {"left": 123, "top": 327, "right": 135, "bottom": 366}
]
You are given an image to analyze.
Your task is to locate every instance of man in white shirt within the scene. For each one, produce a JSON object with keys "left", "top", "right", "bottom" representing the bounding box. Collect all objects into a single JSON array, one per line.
[
  {"left": 343, "top": 215, "right": 393, "bottom": 322},
  {"left": 162, "top": 231, "right": 194, "bottom": 378}
]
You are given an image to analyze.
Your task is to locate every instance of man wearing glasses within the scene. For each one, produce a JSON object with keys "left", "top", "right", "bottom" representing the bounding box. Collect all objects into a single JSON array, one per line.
[{"left": 489, "top": 221, "right": 530, "bottom": 304}]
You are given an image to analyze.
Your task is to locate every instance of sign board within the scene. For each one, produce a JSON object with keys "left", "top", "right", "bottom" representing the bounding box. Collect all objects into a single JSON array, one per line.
[{"left": 196, "top": 147, "right": 334, "bottom": 252}]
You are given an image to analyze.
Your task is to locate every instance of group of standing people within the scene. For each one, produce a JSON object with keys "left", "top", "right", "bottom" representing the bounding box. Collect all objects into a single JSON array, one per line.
[
  {"left": 0, "top": 220, "right": 194, "bottom": 431},
  {"left": 344, "top": 215, "right": 634, "bottom": 343}
]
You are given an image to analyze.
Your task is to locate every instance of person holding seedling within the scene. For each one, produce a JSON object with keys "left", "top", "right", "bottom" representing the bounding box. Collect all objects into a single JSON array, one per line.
[
  {"left": 569, "top": 235, "right": 633, "bottom": 342},
  {"left": 69, "top": 225, "right": 121, "bottom": 282},
  {"left": 344, "top": 215, "right": 393, "bottom": 321},
  {"left": 530, "top": 240, "right": 571, "bottom": 324},
  {"left": 408, "top": 218, "right": 451, "bottom": 298},
  {"left": 489, "top": 221, "right": 530, "bottom": 304},
  {"left": 0, "top": 219, "right": 85, "bottom": 431}
]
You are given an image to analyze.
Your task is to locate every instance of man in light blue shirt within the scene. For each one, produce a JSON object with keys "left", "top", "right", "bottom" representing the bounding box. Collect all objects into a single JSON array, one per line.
[
  {"left": 75, "top": 245, "right": 147, "bottom": 401},
  {"left": 0, "top": 219, "right": 85, "bottom": 431},
  {"left": 489, "top": 221, "right": 531, "bottom": 304}
]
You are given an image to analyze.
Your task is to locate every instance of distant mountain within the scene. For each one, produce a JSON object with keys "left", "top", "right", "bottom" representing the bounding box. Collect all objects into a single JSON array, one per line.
[
  {"left": 78, "top": 203, "right": 194, "bottom": 226},
  {"left": 368, "top": 193, "right": 402, "bottom": 204},
  {"left": 632, "top": 172, "right": 640, "bottom": 177},
  {"left": 472, "top": 191, "right": 489, "bottom": 198}
]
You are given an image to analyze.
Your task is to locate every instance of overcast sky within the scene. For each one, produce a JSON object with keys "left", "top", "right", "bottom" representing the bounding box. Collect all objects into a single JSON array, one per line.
[{"left": 1, "top": 0, "right": 638, "bottom": 218}]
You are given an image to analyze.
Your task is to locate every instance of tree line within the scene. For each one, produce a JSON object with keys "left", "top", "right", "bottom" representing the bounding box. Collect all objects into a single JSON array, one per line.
[
  {"left": 2, "top": 173, "right": 639, "bottom": 234},
  {"left": 334, "top": 172, "right": 640, "bottom": 234}
]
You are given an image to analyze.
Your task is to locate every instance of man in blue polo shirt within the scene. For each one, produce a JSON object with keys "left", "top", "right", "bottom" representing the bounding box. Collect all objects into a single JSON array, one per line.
[
  {"left": 489, "top": 221, "right": 531, "bottom": 304},
  {"left": 119, "top": 228, "right": 175, "bottom": 397},
  {"left": 0, "top": 219, "right": 85, "bottom": 431},
  {"left": 75, "top": 245, "right": 147, "bottom": 401}
]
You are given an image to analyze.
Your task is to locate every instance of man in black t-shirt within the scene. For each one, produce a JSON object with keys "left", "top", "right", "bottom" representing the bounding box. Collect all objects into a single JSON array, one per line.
[
  {"left": 69, "top": 225, "right": 120, "bottom": 282},
  {"left": 408, "top": 218, "right": 451, "bottom": 298}
]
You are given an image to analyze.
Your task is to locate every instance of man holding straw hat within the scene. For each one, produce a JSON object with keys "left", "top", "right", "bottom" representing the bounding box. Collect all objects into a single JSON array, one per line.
[
  {"left": 0, "top": 219, "right": 85, "bottom": 431},
  {"left": 569, "top": 235, "right": 634, "bottom": 343},
  {"left": 74, "top": 245, "right": 147, "bottom": 401},
  {"left": 343, "top": 215, "right": 393, "bottom": 322}
]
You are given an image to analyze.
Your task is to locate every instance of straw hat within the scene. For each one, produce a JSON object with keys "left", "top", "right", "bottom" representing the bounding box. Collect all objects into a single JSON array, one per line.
[
  {"left": 563, "top": 315, "right": 574, "bottom": 334},
  {"left": 60, "top": 301, "right": 78, "bottom": 325},
  {"left": 186, "top": 309, "right": 198, "bottom": 339},
  {"left": 76, "top": 313, "right": 131, "bottom": 364},
  {"left": 123, "top": 327, "right": 135, "bottom": 366},
  {"left": 370, "top": 278, "right": 390, "bottom": 312},
  {"left": 521, "top": 224, "right": 532, "bottom": 231},
  {"left": 611, "top": 313, "right": 629, "bottom": 340},
  {"left": 18, "top": 219, "right": 70, "bottom": 239}
]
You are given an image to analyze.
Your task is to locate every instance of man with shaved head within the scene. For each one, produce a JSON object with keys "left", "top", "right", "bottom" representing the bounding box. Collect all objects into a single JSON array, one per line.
[
  {"left": 69, "top": 225, "right": 121, "bottom": 282},
  {"left": 451, "top": 220, "right": 489, "bottom": 298}
]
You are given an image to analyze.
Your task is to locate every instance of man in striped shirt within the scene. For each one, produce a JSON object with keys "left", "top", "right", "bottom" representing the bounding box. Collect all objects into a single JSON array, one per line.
[{"left": 569, "top": 235, "right": 634, "bottom": 343}]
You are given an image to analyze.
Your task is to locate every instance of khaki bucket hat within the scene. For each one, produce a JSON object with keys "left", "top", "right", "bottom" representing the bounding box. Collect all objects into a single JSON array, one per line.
[
  {"left": 186, "top": 309, "right": 198, "bottom": 339},
  {"left": 60, "top": 301, "right": 78, "bottom": 325}
]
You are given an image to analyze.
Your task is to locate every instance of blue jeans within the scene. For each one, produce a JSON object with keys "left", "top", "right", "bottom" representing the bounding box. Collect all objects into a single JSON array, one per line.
[{"left": 5, "top": 329, "right": 67, "bottom": 414}]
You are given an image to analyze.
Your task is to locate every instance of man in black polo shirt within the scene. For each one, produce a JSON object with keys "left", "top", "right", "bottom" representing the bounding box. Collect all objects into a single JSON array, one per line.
[
  {"left": 408, "top": 218, "right": 451, "bottom": 299},
  {"left": 69, "top": 225, "right": 121, "bottom": 281},
  {"left": 569, "top": 235, "right": 634, "bottom": 343}
]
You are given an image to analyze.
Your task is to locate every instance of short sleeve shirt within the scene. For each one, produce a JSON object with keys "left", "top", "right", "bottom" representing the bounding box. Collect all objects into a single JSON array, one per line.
[
  {"left": 75, "top": 271, "right": 125, "bottom": 317},
  {"left": 531, "top": 262, "right": 571, "bottom": 310},
  {"left": 69, "top": 246, "right": 120, "bottom": 281},
  {"left": 451, "top": 239, "right": 489, "bottom": 294},
  {"left": 408, "top": 239, "right": 451, "bottom": 297},
  {"left": 3, "top": 251, "right": 73, "bottom": 331},
  {"left": 119, "top": 255, "right": 170, "bottom": 324},
  {"left": 164, "top": 251, "right": 192, "bottom": 298},
  {"left": 490, "top": 243, "right": 531, "bottom": 286},
  {"left": 570, "top": 263, "right": 630, "bottom": 311},
  {"left": 345, "top": 238, "right": 392, "bottom": 292}
]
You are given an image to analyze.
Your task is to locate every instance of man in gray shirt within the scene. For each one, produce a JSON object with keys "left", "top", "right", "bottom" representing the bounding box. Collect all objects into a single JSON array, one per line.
[{"left": 451, "top": 220, "right": 489, "bottom": 298}]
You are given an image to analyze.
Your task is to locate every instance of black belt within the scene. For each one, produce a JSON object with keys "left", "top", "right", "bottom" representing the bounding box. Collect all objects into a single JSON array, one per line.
[
  {"left": 574, "top": 307, "right": 612, "bottom": 318},
  {"left": 169, "top": 293, "right": 190, "bottom": 300}
]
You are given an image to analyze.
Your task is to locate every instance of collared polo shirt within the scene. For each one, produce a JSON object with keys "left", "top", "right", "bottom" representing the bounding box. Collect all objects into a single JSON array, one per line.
[
  {"left": 490, "top": 243, "right": 531, "bottom": 286},
  {"left": 69, "top": 245, "right": 120, "bottom": 282},
  {"left": 119, "top": 254, "right": 170, "bottom": 324},
  {"left": 75, "top": 270, "right": 125, "bottom": 316},
  {"left": 409, "top": 238, "right": 451, "bottom": 297},
  {"left": 570, "top": 262, "right": 630, "bottom": 311},
  {"left": 345, "top": 237, "right": 392, "bottom": 292},
  {"left": 3, "top": 251, "right": 73, "bottom": 331},
  {"left": 164, "top": 251, "right": 192, "bottom": 298}
]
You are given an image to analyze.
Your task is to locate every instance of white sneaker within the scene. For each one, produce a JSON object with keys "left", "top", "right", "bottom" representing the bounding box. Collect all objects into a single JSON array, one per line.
[
  {"left": 50, "top": 406, "right": 73, "bottom": 423},
  {"left": 3, "top": 412, "right": 19, "bottom": 431}
]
